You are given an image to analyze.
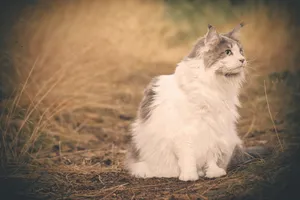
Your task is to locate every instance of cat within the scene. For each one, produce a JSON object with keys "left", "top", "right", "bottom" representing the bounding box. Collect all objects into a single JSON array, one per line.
[{"left": 125, "top": 23, "right": 271, "bottom": 181}]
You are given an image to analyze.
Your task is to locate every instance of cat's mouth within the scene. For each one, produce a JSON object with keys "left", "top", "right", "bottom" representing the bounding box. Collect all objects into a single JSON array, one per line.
[
  {"left": 216, "top": 67, "right": 242, "bottom": 78},
  {"left": 224, "top": 72, "right": 241, "bottom": 77},
  {"left": 219, "top": 66, "right": 243, "bottom": 78}
]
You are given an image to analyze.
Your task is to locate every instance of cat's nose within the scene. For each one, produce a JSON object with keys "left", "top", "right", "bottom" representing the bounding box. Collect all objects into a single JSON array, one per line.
[{"left": 239, "top": 59, "right": 245, "bottom": 64}]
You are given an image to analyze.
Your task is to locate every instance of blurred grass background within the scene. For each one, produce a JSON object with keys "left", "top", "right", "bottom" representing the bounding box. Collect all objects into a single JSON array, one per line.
[{"left": 0, "top": 0, "right": 300, "bottom": 199}]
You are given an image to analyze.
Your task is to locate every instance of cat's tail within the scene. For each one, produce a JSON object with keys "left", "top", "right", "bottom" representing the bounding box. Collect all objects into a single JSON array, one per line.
[{"left": 227, "top": 145, "right": 274, "bottom": 170}]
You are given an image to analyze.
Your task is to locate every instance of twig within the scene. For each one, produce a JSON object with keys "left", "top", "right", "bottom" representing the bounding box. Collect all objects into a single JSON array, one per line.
[
  {"left": 101, "top": 183, "right": 129, "bottom": 199},
  {"left": 202, "top": 184, "right": 217, "bottom": 196},
  {"left": 263, "top": 80, "right": 284, "bottom": 152},
  {"left": 131, "top": 194, "right": 136, "bottom": 200},
  {"left": 59, "top": 141, "right": 62, "bottom": 156},
  {"left": 34, "top": 148, "right": 125, "bottom": 160},
  {"left": 185, "top": 193, "right": 192, "bottom": 200},
  {"left": 98, "top": 175, "right": 105, "bottom": 185},
  {"left": 198, "top": 194, "right": 208, "bottom": 200},
  {"left": 130, "top": 182, "right": 174, "bottom": 190},
  {"left": 243, "top": 116, "right": 256, "bottom": 139}
]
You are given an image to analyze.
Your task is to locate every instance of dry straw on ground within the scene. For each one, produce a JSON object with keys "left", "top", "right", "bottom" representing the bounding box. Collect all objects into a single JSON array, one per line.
[{"left": 0, "top": 0, "right": 299, "bottom": 199}]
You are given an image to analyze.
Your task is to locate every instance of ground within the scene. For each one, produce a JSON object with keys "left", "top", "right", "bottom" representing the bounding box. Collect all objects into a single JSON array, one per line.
[
  {"left": 1, "top": 0, "right": 300, "bottom": 200},
  {"left": 2, "top": 70, "right": 300, "bottom": 200}
]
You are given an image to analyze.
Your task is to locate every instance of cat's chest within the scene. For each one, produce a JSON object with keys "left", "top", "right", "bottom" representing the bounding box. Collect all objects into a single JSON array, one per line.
[
  {"left": 185, "top": 96, "right": 238, "bottom": 132},
  {"left": 190, "top": 96, "right": 236, "bottom": 117}
]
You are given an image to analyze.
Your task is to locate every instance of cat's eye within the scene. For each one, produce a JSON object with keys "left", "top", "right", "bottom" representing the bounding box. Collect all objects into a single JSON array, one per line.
[{"left": 225, "top": 49, "right": 232, "bottom": 55}]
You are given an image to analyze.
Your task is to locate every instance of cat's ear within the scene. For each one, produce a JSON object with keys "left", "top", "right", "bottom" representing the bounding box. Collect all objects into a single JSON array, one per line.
[
  {"left": 205, "top": 24, "right": 220, "bottom": 47},
  {"left": 226, "top": 22, "right": 245, "bottom": 41}
]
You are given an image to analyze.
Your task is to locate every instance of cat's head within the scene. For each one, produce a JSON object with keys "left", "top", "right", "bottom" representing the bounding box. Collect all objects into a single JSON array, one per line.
[{"left": 187, "top": 23, "right": 247, "bottom": 79}]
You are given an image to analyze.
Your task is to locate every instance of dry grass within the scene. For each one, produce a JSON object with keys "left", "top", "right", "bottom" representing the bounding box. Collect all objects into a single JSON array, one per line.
[{"left": 0, "top": 0, "right": 299, "bottom": 199}]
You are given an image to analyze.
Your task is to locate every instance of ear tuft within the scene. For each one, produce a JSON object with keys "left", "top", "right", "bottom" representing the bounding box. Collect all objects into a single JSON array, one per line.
[
  {"left": 226, "top": 22, "right": 246, "bottom": 41},
  {"left": 205, "top": 24, "right": 220, "bottom": 46}
]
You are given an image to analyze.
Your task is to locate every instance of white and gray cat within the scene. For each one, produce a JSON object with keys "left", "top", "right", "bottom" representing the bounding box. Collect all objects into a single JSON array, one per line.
[{"left": 125, "top": 23, "right": 270, "bottom": 181}]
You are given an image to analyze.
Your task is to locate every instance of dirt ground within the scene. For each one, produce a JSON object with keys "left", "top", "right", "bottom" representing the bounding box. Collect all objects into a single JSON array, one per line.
[
  {"left": 1, "top": 84, "right": 297, "bottom": 200},
  {"left": 1, "top": 0, "right": 300, "bottom": 200}
]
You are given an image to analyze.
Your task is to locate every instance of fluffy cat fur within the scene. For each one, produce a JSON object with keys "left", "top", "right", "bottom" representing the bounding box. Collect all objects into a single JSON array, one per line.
[{"left": 125, "top": 23, "right": 270, "bottom": 181}]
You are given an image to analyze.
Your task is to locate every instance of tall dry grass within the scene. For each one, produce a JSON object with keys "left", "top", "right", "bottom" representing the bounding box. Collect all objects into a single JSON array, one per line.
[{"left": 0, "top": 0, "right": 298, "bottom": 162}]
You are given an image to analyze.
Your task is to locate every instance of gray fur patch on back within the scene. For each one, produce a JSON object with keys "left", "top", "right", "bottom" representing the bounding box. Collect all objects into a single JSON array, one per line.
[
  {"left": 127, "top": 77, "right": 159, "bottom": 162},
  {"left": 187, "top": 35, "right": 244, "bottom": 68},
  {"left": 138, "top": 77, "right": 159, "bottom": 122}
]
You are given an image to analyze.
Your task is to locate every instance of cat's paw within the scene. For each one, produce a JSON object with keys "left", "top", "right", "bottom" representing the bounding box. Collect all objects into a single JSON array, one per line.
[
  {"left": 205, "top": 167, "right": 226, "bottom": 179},
  {"left": 197, "top": 170, "right": 205, "bottom": 177},
  {"left": 179, "top": 171, "right": 199, "bottom": 181},
  {"left": 129, "top": 162, "right": 152, "bottom": 178}
]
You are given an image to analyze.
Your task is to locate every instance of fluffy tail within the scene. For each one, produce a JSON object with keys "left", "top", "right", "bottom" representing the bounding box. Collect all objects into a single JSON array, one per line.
[{"left": 227, "top": 145, "right": 274, "bottom": 170}]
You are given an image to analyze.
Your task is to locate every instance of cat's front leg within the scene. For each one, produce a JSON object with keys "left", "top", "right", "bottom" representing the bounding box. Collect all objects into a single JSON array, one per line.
[
  {"left": 205, "top": 160, "right": 226, "bottom": 178},
  {"left": 204, "top": 151, "right": 226, "bottom": 178},
  {"left": 178, "top": 153, "right": 199, "bottom": 181},
  {"left": 174, "top": 141, "right": 199, "bottom": 181}
]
